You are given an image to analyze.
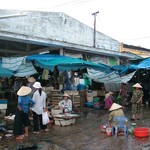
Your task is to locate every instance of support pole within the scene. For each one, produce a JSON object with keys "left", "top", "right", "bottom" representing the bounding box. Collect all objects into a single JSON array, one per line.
[{"left": 92, "top": 11, "right": 99, "bottom": 47}]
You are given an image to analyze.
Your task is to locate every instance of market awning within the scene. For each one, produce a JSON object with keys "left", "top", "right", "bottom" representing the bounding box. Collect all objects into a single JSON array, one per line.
[
  {"left": 26, "top": 54, "right": 111, "bottom": 72},
  {"left": 87, "top": 69, "right": 136, "bottom": 83},
  {"left": 129, "top": 57, "right": 150, "bottom": 69},
  {"left": 0, "top": 63, "right": 13, "bottom": 78},
  {"left": 2, "top": 57, "right": 37, "bottom": 77}
]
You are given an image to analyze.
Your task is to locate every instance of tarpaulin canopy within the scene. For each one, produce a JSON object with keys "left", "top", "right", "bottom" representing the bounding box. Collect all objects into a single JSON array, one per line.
[
  {"left": 129, "top": 57, "right": 150, "bottom": 70},
  {"left": 87, "top": 68, "right": 136, "bottom": 83},
  {"left": 2, "top": 57, "right": 37, "bottom": 77},
  {"left": 26, "top": 54, "right": 111, "bottom": 72},
  {"left": 0, "top": 62, "right": 13, "bottom": 78},
  {"left": 111, "top": 65, "right": 127, "bottom": 71}
]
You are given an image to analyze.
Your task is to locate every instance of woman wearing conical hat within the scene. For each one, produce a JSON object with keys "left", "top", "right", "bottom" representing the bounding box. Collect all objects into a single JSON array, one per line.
[
  {"left": 109, "top": 103, "right": 125, "bottom": 123},
  {"left": 130, "top": 83, "right": 143, "bottom": 120},
  {"left": 58, "top": 93, "right": 72, "bottom": 113},
  {"left": 13, "top": 86, "right": 35, "bottom": 140}
]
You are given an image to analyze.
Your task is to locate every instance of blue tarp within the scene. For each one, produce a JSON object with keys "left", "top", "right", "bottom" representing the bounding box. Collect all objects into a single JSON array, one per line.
[
  {"left": 26, "top": 54, "right": 111, "bottom": 72},
  {"left": 0, "top": 65, "right": 13, "bottom": 78},
  {"left": 129, "top": 57, "right": 150, "bottom": 69},
  {"left": 111, "top": 65, "right": 127, "bottom": 71},
  {"left": 0, "top": 59, "right": 13, "bottom": 77}
]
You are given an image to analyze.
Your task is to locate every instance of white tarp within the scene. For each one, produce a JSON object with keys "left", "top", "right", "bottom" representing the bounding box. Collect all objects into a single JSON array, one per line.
[
  {"left": 2, "top": 57, "right": 24, "bottom": 71},
  {"left": 87, "top": 69, "right": 136, "bottom": 83},
  {"left": 2, "top": 57, "right": 37, "bottom": 77},
  {"left": 14, "top": 62, "right": 37, "bottom": 77}
]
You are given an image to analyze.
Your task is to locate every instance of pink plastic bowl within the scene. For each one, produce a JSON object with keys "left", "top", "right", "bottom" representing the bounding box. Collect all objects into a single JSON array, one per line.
[
  {"left": 99, "top": 125, "right": 106, "bottom": 133},
  {"left": 134, "top": 127, "right": 149, "bottom": 138}
]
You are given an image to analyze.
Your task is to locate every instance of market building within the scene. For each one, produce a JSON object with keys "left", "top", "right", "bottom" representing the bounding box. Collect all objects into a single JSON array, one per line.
[
  {"left": 0, "top": 9, "right": 146, "bottom": 116},
  {"left": 0, "top": 9, "right": 139, "bottom": 62}
]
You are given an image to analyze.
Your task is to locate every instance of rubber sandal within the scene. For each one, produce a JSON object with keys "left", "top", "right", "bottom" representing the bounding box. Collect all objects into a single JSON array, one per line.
[
  {"left": 44, "top": 129, "right": 49, "bottom": 132},
  {"left": 33, "top": 131, "right": 39, "bottom": 134}
]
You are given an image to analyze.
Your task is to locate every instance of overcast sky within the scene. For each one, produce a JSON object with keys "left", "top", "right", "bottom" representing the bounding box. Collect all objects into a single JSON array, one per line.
[{"left": 1, "top": 0, "right": 150, "bottom": 49}]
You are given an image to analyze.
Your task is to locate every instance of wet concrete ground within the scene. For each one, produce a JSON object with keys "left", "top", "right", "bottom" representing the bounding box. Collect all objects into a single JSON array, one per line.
[{"left": 1, "top": 106, "right": 150, "bottom": 150}]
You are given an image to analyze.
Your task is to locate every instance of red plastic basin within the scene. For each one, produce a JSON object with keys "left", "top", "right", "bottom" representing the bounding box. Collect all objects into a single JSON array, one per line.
[{"left": 133, "top": 127, "right": 149, "bottom": 138}]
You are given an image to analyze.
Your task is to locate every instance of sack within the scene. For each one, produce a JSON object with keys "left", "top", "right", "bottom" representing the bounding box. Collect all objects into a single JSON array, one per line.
[{"left": 42, "top": 112, "right": 50, "bottom": 125}]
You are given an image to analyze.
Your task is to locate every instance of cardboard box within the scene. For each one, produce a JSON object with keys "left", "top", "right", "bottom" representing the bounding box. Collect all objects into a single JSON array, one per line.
[
  {"left": 87, "top": 96, "right": 93, "bottom": 102},
  {"left": 92, "top": 91, "right": 97, "bottom": 97},
  {"left": 97, "top": 90, "right": 105, "bottom": 96}
]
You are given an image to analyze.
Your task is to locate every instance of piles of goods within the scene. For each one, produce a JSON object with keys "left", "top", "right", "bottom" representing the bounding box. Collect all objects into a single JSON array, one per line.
[
  {"left": 100, "top": 125, "right": 112, "bottom": 136},
  {"left": 93, "top": 97, "right": 100, "bottom": 109}
]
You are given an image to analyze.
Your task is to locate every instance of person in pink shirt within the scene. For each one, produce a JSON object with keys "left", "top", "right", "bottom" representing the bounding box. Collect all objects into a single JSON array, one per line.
[{"left": 104, "top": 92, "right": 113, "bottom": 110}]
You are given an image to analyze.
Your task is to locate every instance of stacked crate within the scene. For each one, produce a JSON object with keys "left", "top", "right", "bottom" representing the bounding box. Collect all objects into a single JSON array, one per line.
[
  {"left": 50, "top": 90, "right": 62, "bottom": 106},
  {"left": 72, "top": 95, "right": 80, "bottom": 107}
]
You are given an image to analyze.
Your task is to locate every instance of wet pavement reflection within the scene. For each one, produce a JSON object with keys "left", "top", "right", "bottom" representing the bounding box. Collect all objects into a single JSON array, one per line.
[{"left": 1, "top": 106, "right": 150, "bottom": 150}]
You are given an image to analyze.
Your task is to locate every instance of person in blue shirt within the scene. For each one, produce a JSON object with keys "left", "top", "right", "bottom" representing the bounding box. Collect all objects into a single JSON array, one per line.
[{"left": 13, "top": 86, "right": 35, "bottom": 140}]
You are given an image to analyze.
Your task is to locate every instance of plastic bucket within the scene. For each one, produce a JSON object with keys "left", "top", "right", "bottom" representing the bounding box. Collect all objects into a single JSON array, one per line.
[
  {"left": 77, "top": 84, "right": 86, "bottom": 90},
  {"left": 93, "top": 98, "right": 99, "bottom": 102},
  {"left": 93, "top": 98, "right": 100, "bottom": 109},
  {"left": 133, "top": 127, "right": 149, "bottom": 138},
  {"left": 93, "top": 103, "right": 100, "bottom": 109},
  {"left": 85, "top": 102, "right": 93, "bottom": 108}
]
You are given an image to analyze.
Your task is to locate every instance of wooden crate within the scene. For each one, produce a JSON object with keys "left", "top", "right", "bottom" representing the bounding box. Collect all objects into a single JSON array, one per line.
[
  {"left": 64, "top": 90, "right": 79, "bottom": 96},
  {"left": 49, "top": 90, "right": 62, "bottom": 107}
]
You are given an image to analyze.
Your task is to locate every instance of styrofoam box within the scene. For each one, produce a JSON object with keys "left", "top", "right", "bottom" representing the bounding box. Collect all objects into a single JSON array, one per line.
[
  {"left": 0, "top": 100, "right": 8, "bottom": 109},
  {"left": 54, "top": 118, "right": 75, "bottom": 126},
  {"left": 51, "top": 109, "right": 62, "bottom": 116},
  {"left": 0, "top": 104, "right": 7, "bottom": 109}
]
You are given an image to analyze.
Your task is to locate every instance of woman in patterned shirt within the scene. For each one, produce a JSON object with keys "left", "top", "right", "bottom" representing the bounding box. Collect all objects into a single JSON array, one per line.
[{"left": 130, "top": 83, "right": 143, "bottom": 120}]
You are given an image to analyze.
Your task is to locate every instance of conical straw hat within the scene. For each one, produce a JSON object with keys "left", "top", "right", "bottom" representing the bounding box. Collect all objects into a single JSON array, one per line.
[
  {"left": 63, "top": 93, "right": 70, "bottom": 98},
  {"left": 109, "top": 103, "right": 122, "bottom": 111},
  {"left": 132, "top": 83, "right": 142, "bottom": 88},
  {"left": 17, "top": 86, "right": 32, "bottom": 96},
  {"left": 28, "top": 77, "right": 36, "bottom": 83}
]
